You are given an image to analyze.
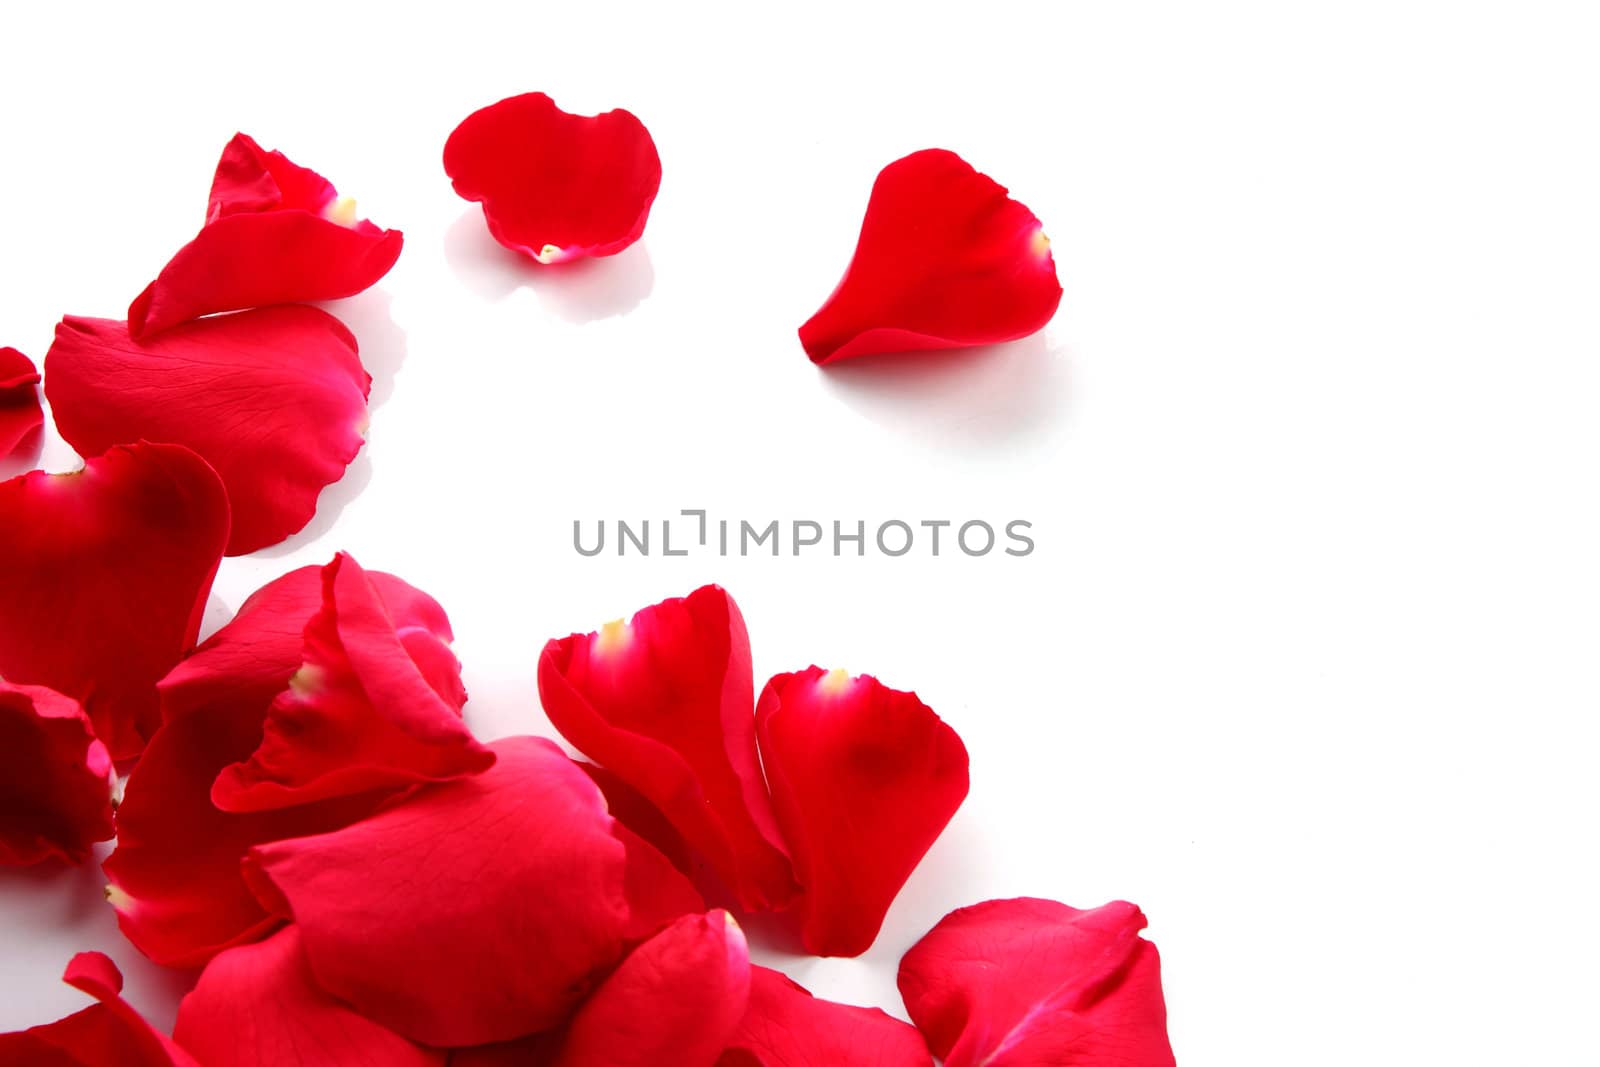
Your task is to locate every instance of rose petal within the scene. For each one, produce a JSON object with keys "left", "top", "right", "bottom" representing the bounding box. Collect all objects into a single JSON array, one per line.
[
  {"left": 799, "top": 148, "right": 1062, "bottom": 364},
  {"left": 539, "top": 585, "right": 796, "bottom": 911},
  {"left": 896, "top": 898, "right": 1176, "bottom": 1067},
  {"left": 549, "top": 911, "right": 750, "bottom": 1067},
  {"left": 0, "top": 442, "right": 229, "bottom": 760},
  {"left": 756, "top": 667, "right": 969, "bottom": 956},
  {"left": 0, "top": 681, "right": 114, "bottom": 866},
  {"left": 0, "top": 952, "right": 200, "bottom": 1066},
  {"left": 212, "top": 553, "right": 493, "bottom": 811},
  {"left": 716, "top": 965, "right": 932, "bottom": 1067},
  {"left": 444, "top": 92, "right": 660, "bottom": 264},
  {"left": 128, "top": 133, "right": 402, "bottom": 338},
  {"left": 174, "top": 926, "right": 444, "bottom": 1067},
  {"left": 246, "top": 735, "right": 698, "bottom": 1046},
  {"left": 158, "top": 562, "right": 463, "bottom": 723},
  {"left": 105, "top": 561, "right": 465, "bottom": 966},
  {"left": 46, "top": 307, "right": 371, "bottom": 555},
  {"left": 0, "top": 345, "right": 43, "bottom": 457},
  {"left": 448, "top": 1035, "right": 559, "bottom": 1067}
]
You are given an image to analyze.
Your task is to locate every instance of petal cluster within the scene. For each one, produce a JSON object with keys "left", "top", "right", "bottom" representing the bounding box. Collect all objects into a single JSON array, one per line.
[
  {"left": 540, "top": 584, "right": 969, "bottom": 956},
  {"left": 800, "top": 148, "right": 1062, "bottom": 364},
  {"left": 0, "top": 345, "right": 43, "bottom": 456},
  {"left": 445, "top": 92, "right": 661, "bottom": 263},
  {"left": 104, "top": 554, "right": 470, "bottom": 966},
  {"left": 130, "top": 133, "right": 402, "bottom": 338}
]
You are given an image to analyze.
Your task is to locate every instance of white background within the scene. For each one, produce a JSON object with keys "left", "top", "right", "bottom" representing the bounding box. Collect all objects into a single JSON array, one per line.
[{"left": 2, "top": 2, "right": 1598, "bottom": 1063}]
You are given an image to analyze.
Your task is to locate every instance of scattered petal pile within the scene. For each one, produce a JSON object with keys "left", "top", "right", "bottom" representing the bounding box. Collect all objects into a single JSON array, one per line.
[
  {"left": 0, "top": 345, "right": 43, "bottom": 456},
  {"left": 0, "top": 110, "right": 1172, "bottom": 1067},
  {"left": 445, "top": 92, "right": 661, "bottom": 264},
  {"left": 800, "top": 148, "right": 1062, "bottom": 364}
]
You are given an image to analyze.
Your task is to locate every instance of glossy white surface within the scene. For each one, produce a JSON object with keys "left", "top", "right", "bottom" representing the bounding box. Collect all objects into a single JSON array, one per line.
[{"left": 2, "top": 2, "right": 1598, "bottom": 1062}]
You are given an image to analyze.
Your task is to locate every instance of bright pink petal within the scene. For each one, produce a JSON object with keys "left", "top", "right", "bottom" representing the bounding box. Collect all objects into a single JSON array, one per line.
[
  {"left": 0, "top": 952, "right": 200, "bottom": 1066},
  {"left": 444, "top": 92, "right": 660, "bottom": 263},
  {"left": 0, "top": 681, "right": 114, "bottom": 866},
  {"left": 128, "top": 133, "right": 402, "bottom": 338},
  {"left": 174, "top": 926, "right": 444, "bottom": 1067},
  {"left": 212, "top": 553, "right": 492, "bottom": 811},
  {"left": 246, "top": 735, "right": 699, "bottom": 1046},
  {"left": 799, "top": 149, "right": 1062, "bottom": 364},
  {"left": 549, "top": 911, "right": 750, "bottom": 1067},
  {"left": 0, "top": 442, "right": 229, "bottom": 760},
  {"left": 756, "top": 667, "right": 969, "bottom": 957},
  {"left": 46, "top": 307, "right": 370, "bottom": 555},
  {"left": 539, "top": 585, "right": 796, "bottom": 911},
  {"left": 897, "top": 898, "right": 1176, "bottom": 1067},
  {"left": 105, "top": 562, "right": 465, "bottom": 966},
  {"left": 0, "top": 345, "right": 43, "bottom": 456},
  {"left": 717, "top": 965, "right": 932, "bottom": 1067}
]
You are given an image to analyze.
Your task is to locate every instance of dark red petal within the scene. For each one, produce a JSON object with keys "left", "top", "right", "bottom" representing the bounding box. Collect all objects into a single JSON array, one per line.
[
  {"left": 0, "top": 442, "right": 229, "bottom": 760},
  {"left": 0, "top": 681, "right": 114, "bottom": 866},
  {"left": 0, "top": 345, "right": 43, "bottom": 457},
  {"left": 46, "top": 308, "right": 370, "bottom": 555},
  {"left": 897, "top": 898, "right": 1175, "bottom": 1067},
  {"left": 717, "top": 965, "right": 932, "bottom": 1067},
  {"left": 444, "top": 92, "right": 660, "bottom": 263},
  {"left": 212, "top": 553, "right": 492, "bottom": 810},
  {"left": 799, "top": 149, "right": 1062, "bottom": 364},
  {"left": 174, "top": 926, "right": 444, "bottom": 1067},
  {"left": 106, "top": 562, "right": 464, "bottom": 966},
  {"left": 539, "top": 585, "right": 795, "bottom": 911},
  {"left": 0, "top": 952, "right": 200, "bottom": 1066},
  {"left": 246, "top": 736, "right": 696, "bottom": 1046},
  {"left": 549, "top": 911, "right": 749, "bottom": 1067},
  {"left": 580, "top": 762, "right": 696, "bottom": 881},
  {"left": 448, "top": 1034, "right": 559, "bottom": 1067},
  {"left": 129, "top": 134, "right": 401, "bottom": 339},
  {"left": 756, "top": 667, "right": 969, "bottom": 957}
]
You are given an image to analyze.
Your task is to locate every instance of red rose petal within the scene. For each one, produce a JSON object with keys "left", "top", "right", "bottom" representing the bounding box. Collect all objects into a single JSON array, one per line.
[
  {"left": 580, "top": 762, "right": 696, "bottom": 882},
  {"left": 0, "top": 952, "right": 199, "bottom": 1066},
  {"left": 158, "top": 562, "right": 463, "bottom": 724},
  {"left": 246, "top": 735, "right": 699, "bottom": 1046},
  {"left": 128, "top": 133, "right": 402, "bottom": 338},
  {"left": 448, "top": 1035, "right": 559, "bottom": 1067},
  {"left": 0, "top": 442, "right": 229, "bottom": 760},
  {"left": 212, "top": 553, "right": 493, "bottom": 811},
  {"left": 799, "top": 149, "right": 1062, "bottom": 364},
  {"left": 896, "top": 898, "right": 1176, "bottom": 1067},
  {"left": 174, "top": 926, "right": 445, "bottom": 1067},
  {"left": 756, "top": 667, "right": 969, "bottom": 957},
  {"left": 444, "top": 92, "right": 661, "bottom": 264},
  {"left": 550, "top": 911, "right": 750, "bottom": 1067},
  {"left": 105, "top": 562, "right": 465, "bottom": 966},
  {"left": 0, "top": 345, "right": 43, "bottom": 457},
  {"left": 717, "top": 965, "right": 933, "bottom": 1067},
  {"left": 0, "top": 681, "right": 114, "bottom": 866},
  {"left": 46, "top": 307, "right": 371, "bottom": 555},
  {"left": 539, "top": 585, "right": 796, "bottom": 911}
]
